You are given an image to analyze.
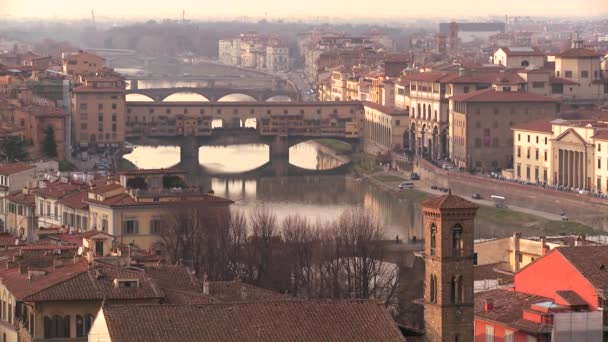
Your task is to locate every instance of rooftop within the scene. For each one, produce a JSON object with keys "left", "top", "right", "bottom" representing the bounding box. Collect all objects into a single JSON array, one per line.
[
  {"left": 420, "top": 193, "right": 479, "bottom": 210},
  {"left": 512, "top": 119, "right": 553, "bottom": 134},
  {"left": 100, "top": 300, "right": 405, "bottom": 342},
  {"left": 120, "top": 168, "right": 186, "bottom": 176},
  {"left": 0, "top": 162, "right": 34, "bottom": 176},
  {"left": 498, "top": 47, "right": 545, "bottom": 57},
  {"left": 556, "top": 246, "right": 608, "bottom": 291},
  {"left": 557, "top": 48, "right": 603, "bottom": 58},
  {"left": 451, "top": 88, "right": 559, "bottom": 103}
]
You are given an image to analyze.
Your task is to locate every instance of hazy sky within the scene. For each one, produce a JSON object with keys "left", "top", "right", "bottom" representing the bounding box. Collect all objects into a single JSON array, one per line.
[{"left": 2, "top": 0, "right": 607, "bottom": 19}]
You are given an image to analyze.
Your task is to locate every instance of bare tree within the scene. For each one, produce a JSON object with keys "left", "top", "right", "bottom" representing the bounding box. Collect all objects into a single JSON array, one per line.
[
  {"left": 282, "top": 215, "right": 319, "bottom": 298},
  {"left": 247, "top": 206, "right": 280, "bottom": 287}
]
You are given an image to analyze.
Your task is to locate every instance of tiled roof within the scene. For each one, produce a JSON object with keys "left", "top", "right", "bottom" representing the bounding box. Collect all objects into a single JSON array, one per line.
[
  {"left": 363, "top": 102, "right": 408, "bottom": 116},
  {"left": 555, "top": 290, "right": 587, "bottom": 306},
  {"left": 451, "top": 88, "right": 559, "bottom": 103},
  {"left": 407, "top": 71, "right": 457, "bottom": 83},
  {"left": 89, "top": 182, "right": 123, "bottom": 194},
  {"left": 5, "top": 191, "right": 35, "bottom": 207},
  {"left": 556, "top": 246, "right": 608, "bottom": 291},
  {"left": 0, "top": 260, "right": 89, "bottom": 300},
  {"left": 420, "top": 193, "right": 479, "bottom": 210},
  {"left": 19, "top": 244, "right": 79, "bottom": 251},
  {"left": 593, "top": 131, "right": 608, "bottom": 141},
  {"left": 73, "top": 86, "right": 124, "bottom": 93},
  {"left": 474, "top": 263, "right": 514, "bottom": 283},
  {"left": 120, "top": 168, "right": 186, "bottom": 176},
  {"left": 512, "top": 119, "right": 553, "bottom": 134},
  {"left": 498, "top": 47, "right": 545, "bottom": 56},
  {"left": 57, "top": 190, "right": 89, "bottom": 209},
  {"left": 549, "top": 76, "right": 579, "bottom": 85},
  {"left": 0, "top": 162, "right": 34, "bottom": 176},
  {"left": 144, "top": 265, "right": 200, "bottom": 292},
  {"left": 557, "top": 48, "right": 603, "bottom": 58},
  {"left": 81, "top": 230, "right": 113, "bottom": 239},
  {"left": 33, "top": 182, "right": 86, "bottom": 199},
  {"left": 86, "top": 192, "right": 233, "bottom": 207},
  {"left": 20, "top": 105, "right": 68, "bottom": 118},
  {"left": 24, "top": 263, "right": 164, "bottom": 302},
  {"left": 101, "top": 300, "right": 405, "bottom": 342},
  {"left": 162, "top": 288, "right": 218, "bottom": 304},
  {"left": 475, "top": 289, "right": 553, "bottom": 334}
]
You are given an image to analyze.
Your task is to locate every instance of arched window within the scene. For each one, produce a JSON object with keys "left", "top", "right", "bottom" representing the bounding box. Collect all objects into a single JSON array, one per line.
[
  {"left": 85, "top": 313, "right": 95, "bottom": 335},
  {"left": 427, "top": 105, "right": 432, "bottom": 120},
  {"left": 521, "top": 60, "right": 529, "bottom": 67},
  {"left": 452, "top": 224, "right": 463, "bottom": 256},
  {"left": 450, "top": 276, "right": 457, "bottom": 303},
  {"left": 76, "top": 315, "right": 84, "bottom": 337},
  {"left": 417, "top": 104, "right": 421, "bottom": 119},
  {"left": 458, "top": 275, "right": 465, "bottom": 303},
  {"left": 430, "top": 224, "right": 437, "bottom": 256},
  {"left": 430, "top": 274, "right": 437, "bottom": 303},
  {"left": 423, "top": 104, "right": 426, "bottom": 119}
]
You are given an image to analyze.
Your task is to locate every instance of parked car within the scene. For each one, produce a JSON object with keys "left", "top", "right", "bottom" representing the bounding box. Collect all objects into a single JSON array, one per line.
[
  {"left": 410, "top": 172, "right": 420, "bottom": 180},
  {"left": 442, "top": 163, "right": 454, "bottom": 170},
  {"left": 472, "top": 193, "right": 481, "bottom": 200},
  {"left": 431, "top": 185, "right": 438, "bottom": 190},
  {"left": 399, "top": 182, "right": 415, "bottom": 190},
  {"left": 441, "top": 187, "right": 449, "bottom": 193}
]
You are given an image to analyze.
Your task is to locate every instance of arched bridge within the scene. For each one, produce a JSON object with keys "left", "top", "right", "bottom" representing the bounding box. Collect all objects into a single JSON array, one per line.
[{"left": 126, "top": 87, "right": 300, "bottom": 102}]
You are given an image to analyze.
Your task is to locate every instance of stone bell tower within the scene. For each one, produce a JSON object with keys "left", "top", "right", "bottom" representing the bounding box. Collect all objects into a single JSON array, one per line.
[{"left": 420, "top": 192, "right": 479, "bottom": 342}]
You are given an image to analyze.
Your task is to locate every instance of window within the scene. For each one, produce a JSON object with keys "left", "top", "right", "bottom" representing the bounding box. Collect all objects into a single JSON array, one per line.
[
  {"left": 452, "top": 224, "right": 463, "bottom": 256},
  {"left": 475, "top": 121, "right": 481, "bottom": 128},
  {"left": 123, "top": 219, "right": 139, "bottom": 235},
  {"left": 475, "top": 138, "right": 482, "bottom": 148},
  {"left": 544, "top": 150, "right": 548, "bottom": 161},
  {"left": 527, "top": 134, "right": 530, "bottom": 142},
  {"left": 44, "top": 315, "right": 70, "bottom": 338},
  {"left": 517, "top": 146, "right": 521, "bottom": 157},
  {"left": 463, "top": 86, "right": 470, "bottom": 93},
  {"left": 492, "top": 138, "right": 499, "bottom": 148},
  {"left": 80, "top": 123, "right": 88, "bottom": 130},
  {"left": 581, "top": 71, "right": 589, "bottom": 78},
  {"left": 430, "top": 274, "right": 437, "bottom": 303},
  {"left": 101, "top": 215, "right": 108, "bottom": 231},
  {"left": 526, "top": 148, "right": 530, "bottom": 159},
  {"left": 544, "top": 137, "right": 548, "bottom": 145},
  {"left": 98, "top": 104, "right": 103, "bottom": 110},
  {"left": 430, "top": 224, "right": 437, "bottom": 256},
  {"left": 565, "top": 71, "right": 573, "bottom": 78},
  {"left": 150, "top": 218, "right": 162, "bottom": 234},
  {"left": 504, "top": 330, "right": 514, "bottom": 342},
  {"left": 79, "top": 103, "right": 87, "bottom": 110},
  {"left": 485, "top": 325, "right": 495, "bottom": 342},
  {"left": 599, "top": 158, "right": 602, "bottom": 169},
  {"left": 517, "top": 133, "right": 520, "bottom": 142},
  {"left": 543, "top": 168, "right": 548, "bottom": 182},
  {"left": 526, "top": 166, "right": 531, "bottom": 180},
  {"left": 532, "top": 82, "right": 545, "bottom": 88},
  {"left": 535, "top": 149, "right": 539, "bottom": 160},
  {"left": 599, "top": 143, "right": 602, "bottom": 152},
  {"left": 535, "top": 167, "right": 539, "bottom": 181}
]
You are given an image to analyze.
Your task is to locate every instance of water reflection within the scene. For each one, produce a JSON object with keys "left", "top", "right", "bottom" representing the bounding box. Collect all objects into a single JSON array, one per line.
[
  {"left": 123, "top": 146, "right": 180, "bottom": 169},
  {"left": 289, "top": 142, "right": 348, "bottom": 170},
  {"left": 199, "top": 145, "right": 269, "bottom": 174}
]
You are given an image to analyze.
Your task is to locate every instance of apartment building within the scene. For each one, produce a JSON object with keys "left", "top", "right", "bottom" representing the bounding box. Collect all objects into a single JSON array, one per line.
[
  {"left": 218, "top": 33, "right": 289, "bottom": 73},
  {"left": 554, "top": 42, "right": 608, "bottom": 102},
  {"left": 450, "top": 89, "right": 559, "bottom": 171},
  {"left": 511, "top": 119, "right": 553, "bottom": 184},
  {"left": 492, "top": 47, "right": 545, "bottom": 68},
  {"left": 4, "top": 188, "right": 36, "bottom": 240},
  {"left": 62, "top": 51, "right": 105, "bottom": 76},
  {"left": 363, "top": 102, "right": 409, "bottom": 153},
  {"left": 71, "top": 74, "right": 126, "bottom": 148}
]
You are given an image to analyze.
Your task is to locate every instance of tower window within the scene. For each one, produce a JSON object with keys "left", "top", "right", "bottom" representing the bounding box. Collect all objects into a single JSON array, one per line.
[
  {"left": 430, "top": 224, "right": 437, "bottom": 256},
  {"left": 452, "top": 224, "right": 463, "bottom": 256},
  {"left": 430, "top": 274, "right": 437, "bottom": 304}
]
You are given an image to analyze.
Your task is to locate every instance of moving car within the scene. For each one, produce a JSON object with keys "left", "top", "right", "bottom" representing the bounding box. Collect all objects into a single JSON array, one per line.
[{"left": 399, "top": 182, "right": 415, "bottom": 190}]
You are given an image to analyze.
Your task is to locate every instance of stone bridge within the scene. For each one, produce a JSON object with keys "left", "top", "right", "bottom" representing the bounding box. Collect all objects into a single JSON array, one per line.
[{"left": 126, "top": 87, "right": 300, "bottom": 102}]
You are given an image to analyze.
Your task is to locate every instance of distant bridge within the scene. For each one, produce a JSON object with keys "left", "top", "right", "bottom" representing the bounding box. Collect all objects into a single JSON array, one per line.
[{"left": 126, "top": 87, "right": 300, "bottom": 102}]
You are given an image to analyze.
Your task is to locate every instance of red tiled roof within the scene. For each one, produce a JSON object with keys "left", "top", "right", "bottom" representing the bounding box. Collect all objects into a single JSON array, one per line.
[
  {"left": 120, "top": 168, "right": 186, "bottom": 176},
  {"left": 19, "top": 244, "right": 79, "bottom": 251},
  {"left": 549, "top": 76, "right": 579, "bottom": 85},
  {"left": 0, "top": 162, "right": 34, "bottom": 176},
  {"left": 20, "top": 105, "right": 68, "bottom": 118},
  {"left": 144, "top": 265, "right": 200, "bottom": 292},
  {"left": 101, "top": 300, "right": 405, "bottom": 342},
  {"left": 5, "top": 191, "right": 35, "bottom": 207},
  {"left": 451, "top": 88, "right": 559, "bottom": 103},
  {"left": 407, "top": 71, "right": 457, "bottom": 83},
  {"left": 33, "top": 182, "right": 85, "bottom": 199},
  {"left": 557, "top": 48, "right": 603, "bottom": 58},
  {"left": 475, "top": 289, "right": 553, "bottom": 334},
  {"left": 89, "top": 182, "right": 123, "bottom": 195},
  {"left": 498, "top": 47, "right": 545, "bottom": 56},
  {"left": 420, "top": 193, "right": 479, "bottom": 210},
  {"left": 512, "top": 119, "right": 553, "bottom": 134},
  {"left": 556, "top": 246, "right": 608, "bottom": 291},
  {"left": 57, "top": 190, "right": 89, "bottom": 210},
  {"left": 0, "top": 260, "right": 89, "bottom": 300},
  {"left": 555, "top": 290, "right": 588, "bottom": 307},
  {"left": 80, "top": 229, "right": 114, "bottom": 239},
  {"left": 207, "top": 280, "right": 289, "bottom": 303},
  {"left": 24, "top": 263, "right": 164, "bottom": 302},
  {"left": 73, "top": 86, "right": 124, "bottom": 93}
]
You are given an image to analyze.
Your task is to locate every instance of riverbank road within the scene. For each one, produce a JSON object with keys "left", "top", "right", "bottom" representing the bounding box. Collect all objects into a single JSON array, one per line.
[{"left": 415, "top": 179, "right": 563, "bottom": 221}]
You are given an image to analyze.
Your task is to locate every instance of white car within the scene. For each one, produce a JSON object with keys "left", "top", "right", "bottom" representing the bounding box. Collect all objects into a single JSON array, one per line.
[{"left": 442, "top": 163, "right": 454, "bottom": 170}]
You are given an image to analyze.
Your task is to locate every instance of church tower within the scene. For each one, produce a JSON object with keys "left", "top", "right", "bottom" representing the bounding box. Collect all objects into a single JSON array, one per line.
[{"left": 421, "top": 193, "right": 478, "bottom": 342}]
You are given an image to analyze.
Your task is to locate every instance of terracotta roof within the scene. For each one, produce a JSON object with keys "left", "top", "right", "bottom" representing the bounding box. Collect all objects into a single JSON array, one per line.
[
  {"left": 5, "top": 191, "right": 35, "bottom": 207},
  {"left": 120, "top": 168, "right": 186, "bottom": 176},
  {"left": 33, "top": 182, "right": 86, "bottom": 199},
  {"left": 556, "top": 246, "right": 608, "bottom": 291},
  {"left": 0, "top": 260, "right": 89, "bottom": 300},
  {"left": 101, "top": 300, "right": 405, "bottom": 342},
  {"left": 498, "top": 47, "right": 545, "bottom": 56},
  {"left": 144, "top": 265, "right": 200, "bottom": 292},
  {"left": 549, "top": 76, "right": 579, "bottom": 85},
  {"left": 474, "top": 263, "right": 514, "bottom": 283},
  {"left": 57, "top": 190, "right": 89, "bottom": 210},
  {"left": 0, "top": 162, "right": 34, "bottom": 176},
  {"left": 86, "top": 192, "right": 233, "bottom": 207},
  {"left": 73, "top": 86, "right": 124, "bottom": 93},
  {"left": 475, "top": 289, "right": 553, "bottom": 334},
  {"left": 512, "top": 119, "right": 553, "bottom": 134},
  {"left": 363, "top": 102, "right": 408, "bottom": 116},
  {"left": 420, "top": 193, "right": 479, "bottom": 210},
  {"left": 23, "top": 263, "right": 164, "bottom": 302},
  {"left": 161, "top": 288, "right": 218, "bottom": 304},
  {"left": 407, "top": 71, "right": 457, "bottom": 83},
  {"left": 593, "top": 131, "right": 608, "bottom": 141},
  {"left": 19, "top": 244, "right": 79, "bottom": 251},
  {"left": 557, "top": 48, "right": 603, "bottom": 58},
  {"left": 451, "top": 88, "right": 559, "bottom": 103},
  {"left": 555, "top": 290, "right": 588, "bottom": 307},
  {"left": 81, "top": 230, "right": 114, "bottom": 239},
  {"left": 89, "top": 182, "right": 123, "bottom": 195}
]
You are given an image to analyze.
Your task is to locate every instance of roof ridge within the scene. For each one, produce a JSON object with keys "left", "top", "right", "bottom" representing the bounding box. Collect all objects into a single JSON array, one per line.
[{"left": 23, "top": 266, "right": 90, "bottom": 301}]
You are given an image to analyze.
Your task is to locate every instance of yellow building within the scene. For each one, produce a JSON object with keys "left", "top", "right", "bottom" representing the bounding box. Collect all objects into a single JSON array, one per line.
[
  {"left": 511, "top": 119, "right": 553, "bottom": 183},
  {"left": 492, "top": 47, "right": 545, "bottom": 69},
  {"left": 4, "top": 189, "right": 35, "bottom": 240},
  {"left": 512, "top": 111, "right": 608, "bottom": 192},
  {"left": 71, "top": 75, "right": 126, "bottom": 148},
  {"left": 85, "top": 172, "right": 233, "bottom": 250},
  {"left": 62, "top": 51, "right": 105, "bottom": 76},
  {"left": 363, "top": 102, "right": 409, "bottom": 153},
  {"left": 554, "top": 43, "right": 607, "bottom": 102}
]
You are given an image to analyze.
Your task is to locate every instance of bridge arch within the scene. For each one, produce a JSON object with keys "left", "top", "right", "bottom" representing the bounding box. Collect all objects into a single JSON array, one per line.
[
  {"left": 163, "top": 92, "right": 210, "bottom": 102},
  {"left": 265, "top": 95, "right": 294, "bottom": 102},
  {"left": 126, "top": 93, "right": 155, "bottom": 102},
  {"left": 217, "top": 93, "right": 258, "bottom": 102}
]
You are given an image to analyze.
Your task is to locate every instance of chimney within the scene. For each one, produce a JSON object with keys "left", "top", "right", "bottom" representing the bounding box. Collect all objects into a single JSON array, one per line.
[
  {"left": 484, "top": 298, "right": 494, "bottom": 312},
  {"left": 202, "top": 273, "right": 209, "bottom": 295},
  {"left": 458, "top": 67, "right": 466, "bottom": 76}
]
